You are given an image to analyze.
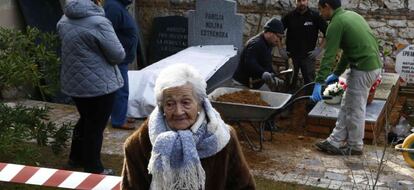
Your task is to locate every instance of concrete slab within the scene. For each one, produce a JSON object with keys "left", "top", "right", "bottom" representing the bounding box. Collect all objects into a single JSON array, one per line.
[{"left": 308, "top": 100, "right": 386, "bottom": 122}]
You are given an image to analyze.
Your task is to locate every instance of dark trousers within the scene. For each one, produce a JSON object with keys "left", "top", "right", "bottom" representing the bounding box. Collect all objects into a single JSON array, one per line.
[
  {"left": 292, "top": 56, "right": 316, "bottom": 92},
  {"left": 70, "top": 92, "right": 115, "bottom": 173}
]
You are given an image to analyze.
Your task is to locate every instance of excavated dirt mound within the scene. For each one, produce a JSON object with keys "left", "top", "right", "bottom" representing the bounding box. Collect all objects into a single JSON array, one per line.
[{"left": 216, "top": 90, "right": 270, "bottom": 106}]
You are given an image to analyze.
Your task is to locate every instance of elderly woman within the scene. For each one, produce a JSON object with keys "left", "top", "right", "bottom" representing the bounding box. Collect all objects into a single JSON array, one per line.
[{"left": 121, "top": 64, "right": 255, "bottom": 190}]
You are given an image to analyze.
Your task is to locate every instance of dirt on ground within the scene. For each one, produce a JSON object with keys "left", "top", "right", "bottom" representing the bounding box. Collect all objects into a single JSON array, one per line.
[
  {"left": 230, "top": 100, "right": 314, "bottom": 174},
  {"left": 235, "top": 96, "right": 403, "bottom": 175}
]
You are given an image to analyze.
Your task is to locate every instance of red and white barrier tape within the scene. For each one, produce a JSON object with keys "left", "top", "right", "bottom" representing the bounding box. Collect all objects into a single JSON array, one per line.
[{"left": 0, "top": 163, "right": 121, "bottom": 190}]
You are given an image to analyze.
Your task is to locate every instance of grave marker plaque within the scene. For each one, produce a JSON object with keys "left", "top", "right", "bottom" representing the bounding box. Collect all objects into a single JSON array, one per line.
[
  {"left": 396, "top": 44, "right": 414, "bottom": 84},
  {"left": 188, "top": 0, "right": 244, "bottom": 52},
  {"left": 147, "top": 16, "right": 188, "bottom": 64}
]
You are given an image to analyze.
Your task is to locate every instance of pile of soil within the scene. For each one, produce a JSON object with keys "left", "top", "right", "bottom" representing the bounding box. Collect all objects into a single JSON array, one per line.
[{"left": 216, "top": 90, "right": 270, "bottom": 106}]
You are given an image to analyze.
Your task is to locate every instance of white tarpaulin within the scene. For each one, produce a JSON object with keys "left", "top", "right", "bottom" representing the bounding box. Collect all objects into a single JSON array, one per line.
[{"left": 127, "top": 45, "right": 237, "bottom": 118}]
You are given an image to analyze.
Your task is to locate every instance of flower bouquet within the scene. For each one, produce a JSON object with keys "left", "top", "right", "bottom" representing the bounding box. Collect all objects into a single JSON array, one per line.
[
  {"left": 323, "top": 80, "right": 347, "bottom": 104},
  {"left": 367, "top": 75, "right": 382, "bottom": 104}
]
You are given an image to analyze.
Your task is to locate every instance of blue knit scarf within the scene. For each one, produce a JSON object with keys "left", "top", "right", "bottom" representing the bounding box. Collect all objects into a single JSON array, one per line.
[{"left": 147, "top": 98, "right": 230, "bottom": 190}]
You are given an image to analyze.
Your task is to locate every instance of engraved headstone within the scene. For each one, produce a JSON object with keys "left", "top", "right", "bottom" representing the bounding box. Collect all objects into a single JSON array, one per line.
[
  {"left": 396, "top": 44, "right": 414, "bottom": 84},
  {"left": 188, "top": 0, "right": 244, "bottom": 52},
  {"left": 188, "top": 0, "right": 244, "bottom": 90},
  {"left": 147, "top": 16, "right": 188, "bottom": 64}
]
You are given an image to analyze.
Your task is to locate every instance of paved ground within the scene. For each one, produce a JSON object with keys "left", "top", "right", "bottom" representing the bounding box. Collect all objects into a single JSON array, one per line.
[{"left": 7, "top": 99, "right": 414, "bottom": 190}]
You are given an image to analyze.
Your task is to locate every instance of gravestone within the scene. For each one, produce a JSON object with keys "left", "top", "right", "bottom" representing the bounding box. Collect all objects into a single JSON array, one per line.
[
  {"left": 188, "top": 0, "right": 244, "bottom": 90},
  {"left": 147, "top": 16, "right": 188, "bottom": 64},
  {"left": 396, "top": 44, "right": 414, "bottom": 84},
  {"left": 188, "top": 0, "right": 244, "bottom": 52}
]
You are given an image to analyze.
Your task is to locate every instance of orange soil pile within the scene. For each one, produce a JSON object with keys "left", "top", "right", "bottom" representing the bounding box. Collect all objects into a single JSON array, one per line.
[{"left": 216, "top": 90, "right": 270, "bottom": 106}]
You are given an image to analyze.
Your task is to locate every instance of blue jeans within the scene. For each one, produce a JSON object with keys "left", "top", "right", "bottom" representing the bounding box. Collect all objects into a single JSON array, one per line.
[{"left": 111, "top": 63, "right": 129, "bottom": 126}]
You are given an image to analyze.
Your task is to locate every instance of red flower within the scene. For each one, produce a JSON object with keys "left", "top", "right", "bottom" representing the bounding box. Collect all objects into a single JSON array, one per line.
[
  {"left": 339, "top": 80, "right": 347, "bottom": 90},
  {"left": 370, "top": 76, "right": 382, "bottom": 92}
]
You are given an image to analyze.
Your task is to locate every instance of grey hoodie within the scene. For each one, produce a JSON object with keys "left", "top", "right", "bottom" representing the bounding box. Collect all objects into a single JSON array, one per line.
[{"left": 57, "top": 0, "right": 126, "bottom": 97}]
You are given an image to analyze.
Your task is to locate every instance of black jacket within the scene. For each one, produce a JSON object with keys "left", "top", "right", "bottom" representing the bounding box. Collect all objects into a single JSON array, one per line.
[
  {"left": 233, "top": 34, "right": 274, "bottom": 89},
  {"left": 282, "top": 8, "right": 327, "bottom": 59},
  {"left": 104, "top": 0, "right": 138, "bottom": 65}
]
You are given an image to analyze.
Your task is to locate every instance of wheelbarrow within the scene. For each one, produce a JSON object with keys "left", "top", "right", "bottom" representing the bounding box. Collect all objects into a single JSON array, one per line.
[
  {"left": 208, "top": 82, "right": 329, "bottom": 151},
  {"left": 395, "top": 133, "right": 414, "bottom": 168}
]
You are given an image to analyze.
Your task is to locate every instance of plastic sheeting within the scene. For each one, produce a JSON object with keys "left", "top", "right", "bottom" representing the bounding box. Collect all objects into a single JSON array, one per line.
[{"left": 127, "top": 45, "right": 237, "bottom": 118}]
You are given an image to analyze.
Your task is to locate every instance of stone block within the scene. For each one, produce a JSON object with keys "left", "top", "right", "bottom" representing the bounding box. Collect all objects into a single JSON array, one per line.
[
  {"left": 384, "top": 0, "right": 405, "bottom": 9},
  {"left": 281, "top": 173, "right": 298, "bottom": 183},
  {"left": 388, "top": 20, "right": 407, "bottom": 27},
  {"left": 410, "top": 0, "right": 414, "bottom": 10},
  {"left": 398, "top": 28, "right": 414, "bottom": 39},
  {"left": 328, "top": 180, "right": 343, "bottom": 189},
  {"left": 188, "top": 0, "right": 244, "bottom": 52},
  {"left": 339, "top": 181, "right": 356, "bottom": 190},
  {"left": 368, "top": 20, "right": 387, "bottom": 28},
  {"left": 324, "top": 171, "right": 348, "bottom": 181},
  {"left": 316, "top": 177, "right": 331, "bottom": 188}
]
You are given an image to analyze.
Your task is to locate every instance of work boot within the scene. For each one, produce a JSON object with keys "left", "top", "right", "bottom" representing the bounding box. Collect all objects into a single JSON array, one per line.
[{"left": 315, "top": 140, "right": 344, "bottom": 155}]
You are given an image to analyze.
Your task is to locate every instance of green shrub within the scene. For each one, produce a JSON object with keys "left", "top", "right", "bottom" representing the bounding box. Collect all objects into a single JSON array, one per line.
[
  {"left": 0, "top": 26, "right": 60, "bottom": 100},
  {"left": 0, "top": 103, "right": 72, "bottom": 164}
]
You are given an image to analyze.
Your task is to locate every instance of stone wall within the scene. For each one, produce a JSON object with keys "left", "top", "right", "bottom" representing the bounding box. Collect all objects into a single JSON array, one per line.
[{"left": 136, "top": 0, "right": 414, "bottom": 64}]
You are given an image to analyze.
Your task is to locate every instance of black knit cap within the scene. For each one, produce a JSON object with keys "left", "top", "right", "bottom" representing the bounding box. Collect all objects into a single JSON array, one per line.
[
  {"left": 318, "top": 0, "right": 341, "bottom": 9},
  {"left": 264, "top": 17, "right": 284, "bottom": 34}
]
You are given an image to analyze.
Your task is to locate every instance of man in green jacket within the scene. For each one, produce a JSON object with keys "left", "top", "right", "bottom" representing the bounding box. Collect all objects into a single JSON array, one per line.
[{"left": 310, "top": 0, "right": 382, "bottom": 155}]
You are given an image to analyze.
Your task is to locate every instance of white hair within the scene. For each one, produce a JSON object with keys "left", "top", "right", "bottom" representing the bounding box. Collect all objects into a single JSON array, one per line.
[{"left": 154, "top": 64, "right": 207, "bottom": 108}]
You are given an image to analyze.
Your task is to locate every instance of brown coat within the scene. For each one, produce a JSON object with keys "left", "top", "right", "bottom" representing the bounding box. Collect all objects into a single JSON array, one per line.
[{"left": 121, "top": 121, "right": 256, "bottom": 190}]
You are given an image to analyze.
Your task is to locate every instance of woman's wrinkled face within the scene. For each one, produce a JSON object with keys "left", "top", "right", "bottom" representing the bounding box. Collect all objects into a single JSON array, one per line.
[{"left": 162, "top": 84, "right": 200, "bottom": 130}]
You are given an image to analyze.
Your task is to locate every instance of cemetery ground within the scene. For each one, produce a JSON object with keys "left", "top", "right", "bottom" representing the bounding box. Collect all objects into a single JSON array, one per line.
[{"left": 1, "top": 96, "right": 414, "bottom": 189}]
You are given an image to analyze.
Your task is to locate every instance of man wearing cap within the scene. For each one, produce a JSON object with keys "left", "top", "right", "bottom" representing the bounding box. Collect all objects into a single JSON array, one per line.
[
  {"left": 310, "top": 0, "right": 382, "bottom": 155},
  {"left": 233, "top": 17, "right": 284, "bottom": 90},
  {"left": 282, "top": 0, "right": 327, "bottom": 90}
]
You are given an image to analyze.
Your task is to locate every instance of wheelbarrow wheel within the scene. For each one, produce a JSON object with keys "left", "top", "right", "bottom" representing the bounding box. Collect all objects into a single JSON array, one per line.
[{"left": 402, "top": 133, "right": 414, "bottom": 167}]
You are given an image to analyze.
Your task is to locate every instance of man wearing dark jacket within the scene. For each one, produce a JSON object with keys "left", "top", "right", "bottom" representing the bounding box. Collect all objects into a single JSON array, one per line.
[
  {"left": 282, "top": 0, "right": 327, "bottom": 89},
  {"left": 104, "top": 0, "right": 139, "bottom": 130},
  {"left": 233, "top": 17, "right": 284, "bottom": 90}
]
